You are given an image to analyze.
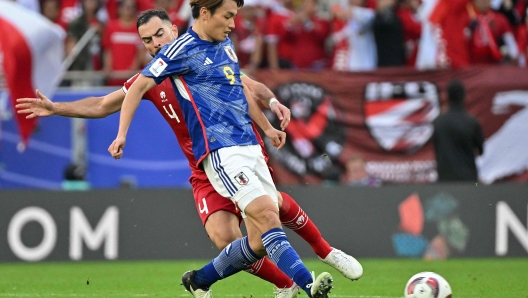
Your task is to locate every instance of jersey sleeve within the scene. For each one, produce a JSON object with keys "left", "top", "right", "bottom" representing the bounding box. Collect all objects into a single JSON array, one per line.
[
  {"left": 141, "top": 40, "right": 190, "bottom": 84},
  {"left": 122, "top": 73, "right": 140, "bottom": 94}
]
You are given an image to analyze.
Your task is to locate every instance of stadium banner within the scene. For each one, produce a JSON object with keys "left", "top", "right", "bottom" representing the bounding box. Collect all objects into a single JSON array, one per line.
[
  {"left": 0, "top": 183, "right": 527, "bottom": 262},
  {"left": 250, "top": 66, "right": 528, "bottom": 185}
]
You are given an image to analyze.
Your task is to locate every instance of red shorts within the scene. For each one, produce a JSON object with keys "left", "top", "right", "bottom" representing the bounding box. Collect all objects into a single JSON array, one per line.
[
  {"left": 191, "top": 177, "right": 242, "bottom": 226},
  {"left": 190, "top": 166, "right": 275, "bottom": 226}
]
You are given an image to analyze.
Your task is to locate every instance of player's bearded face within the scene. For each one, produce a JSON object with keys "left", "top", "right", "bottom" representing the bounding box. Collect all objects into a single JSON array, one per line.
[
  {"left": 204, "top": 0, "right": 237, "bottom": 42},
  {"left": 138, "top": 17, "right": 178, "bottom": 57}
]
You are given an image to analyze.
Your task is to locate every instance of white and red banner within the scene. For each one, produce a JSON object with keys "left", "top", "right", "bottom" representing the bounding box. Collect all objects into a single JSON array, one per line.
[{"left": 0, "top": 1, "right": 65, "bottom": 146}]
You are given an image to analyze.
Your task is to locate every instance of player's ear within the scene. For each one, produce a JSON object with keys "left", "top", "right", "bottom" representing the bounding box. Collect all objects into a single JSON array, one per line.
[
  {"left": 200, "top": 6, "right": 209, "bottom": 20},
  {"left": 171, "top": 24, "right": 179, "bottom": 38}
]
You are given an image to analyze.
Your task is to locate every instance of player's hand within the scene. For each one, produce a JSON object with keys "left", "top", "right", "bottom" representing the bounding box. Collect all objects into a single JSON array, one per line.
[
  {"left": 264, "top": 128, "right": 286, "bottom": 150},
  {"left": 15, "top": 89, "right": 54, "bottom": 119},
  {"left": 108, "top": 136, "right": 126, "bottom": 159},
  {"left": 270, "top": 101, "right": 291, "bottom": 131}
]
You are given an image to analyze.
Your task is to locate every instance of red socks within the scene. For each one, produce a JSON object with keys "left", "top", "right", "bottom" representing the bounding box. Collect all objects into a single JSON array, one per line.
[
  {"left": 279, "top": 191, "right": 333, "bottom": 259},
  {"left": 246, "top": 258, "right": 293, "bottom": 288},
  {"left": 245, "top": 191, "right": 334, "bottom": 288}
]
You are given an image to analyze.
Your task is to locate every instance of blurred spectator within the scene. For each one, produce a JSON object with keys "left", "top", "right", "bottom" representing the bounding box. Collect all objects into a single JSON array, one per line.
[
  {"left": 155, "top": 0, "right": 191, "bottom": 36},
  {"left": 105, "top": 0, "right": 154, "bottom": 20},
  {"left": 518, "top": 4, "right": 528, "bottom": 66},
  {"left": 288, "top": 0, "right": 331, "bottom": 69},
  {"left": 102, "top": 0, "right": 143, "bottom": 86},
  {"left": 266, "top": 0, "right": 296, "bottom": 70},
  {"left": 396, "top": 0, "right": 421, "bottom": 66},
  {"left": 343, "top": 154, "right": 382, "bottom": 187},
  {"left": 41, "top": 0, "right": 61, "bottom": 25},
  {"left": 468, "top": 0, "right": 519, "bottom": 64},
  {"left": 372, "top": 0, "right": 406, "bottom": 67},
  {"left": 230, "top": 0, "right": 265, "bottom": 72},
  {"left": 495, "top": 0, "right": 523, "bottom": 27},
  {"left": 330, "top": 0, "right": 377, "bottom": 71},
  {"left": 506, "top": 0, "right": 528, "bottom": 66},
  {"left": 432, "top": 79, "right": 485, "bottom": 182},
  {"left": 420, "top": 0, "right": 470, "bottom": 69},
  {"left": 66, "top": 0, "right": 104, "bottom": 75},
  {"left": 58, "top": 0, "right": 83, "bottom": 30},
  {"left": 62, "top": 163, "right": 90, "bottom": 190}
]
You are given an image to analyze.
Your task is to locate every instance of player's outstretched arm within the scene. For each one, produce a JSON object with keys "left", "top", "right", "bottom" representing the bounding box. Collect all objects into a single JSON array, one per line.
[
  {"left": 241, "top": 76, "right": 290, "bottom": 130},
  {"left": 109, "top": 74, "right": 156, "bottom": 159},
  {"left": 16, "top": 89, "right": 125, "bottom": 119}
]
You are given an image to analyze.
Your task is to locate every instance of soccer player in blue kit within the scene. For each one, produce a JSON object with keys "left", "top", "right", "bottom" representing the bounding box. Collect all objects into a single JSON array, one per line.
[{"left": 108, "top": 0, "right": 336, "bottom": 297}]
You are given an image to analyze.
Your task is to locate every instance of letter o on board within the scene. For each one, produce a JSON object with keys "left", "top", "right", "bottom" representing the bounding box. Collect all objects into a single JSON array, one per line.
[{"left": 8, "top": 207, "right": 57, "bottom": 262}]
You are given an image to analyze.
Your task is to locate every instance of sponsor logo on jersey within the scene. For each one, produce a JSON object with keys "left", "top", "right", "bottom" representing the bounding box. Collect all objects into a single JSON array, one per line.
[
  {"left": 363, "top": 82, "right": 440, "bottom": 153},
  {"left": 149, "top": 58, "right": 167, "bottom": 77},
  {"left": 203, "top": 57, "right": 213, "bottom": 65},
  {"left": 224, "top": 46, "right": 238, "bottom": 63}
]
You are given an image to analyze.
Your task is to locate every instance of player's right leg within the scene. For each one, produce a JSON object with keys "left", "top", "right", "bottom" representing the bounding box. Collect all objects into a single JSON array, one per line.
[
  {"left": 264, "top": 149, "right": 362, "bottom": 280},
  {"left": 277, "top": 191, "right": 363, "bottom": 280}
]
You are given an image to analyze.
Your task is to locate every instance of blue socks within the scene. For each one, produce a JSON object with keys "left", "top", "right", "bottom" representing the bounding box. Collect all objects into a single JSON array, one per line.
[
  {"left": 262, "top": 228, "right": 313, "bottom": 296},
  {"left": 194, "top": 236, "right": 260, "bottom": 286},
  {"left": 193, "top": 228, "right": 314, "bottom": 297}
]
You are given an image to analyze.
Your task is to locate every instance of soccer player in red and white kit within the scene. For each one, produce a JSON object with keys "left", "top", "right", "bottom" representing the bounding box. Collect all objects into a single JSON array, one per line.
[{"left": 16, "top": 9, "right": 362, "bottom": 297}]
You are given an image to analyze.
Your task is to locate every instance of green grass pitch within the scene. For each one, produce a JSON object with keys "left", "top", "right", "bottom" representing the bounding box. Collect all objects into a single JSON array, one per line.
[{"left": 0, "top": 258, "right": 527, "bottom": 297}]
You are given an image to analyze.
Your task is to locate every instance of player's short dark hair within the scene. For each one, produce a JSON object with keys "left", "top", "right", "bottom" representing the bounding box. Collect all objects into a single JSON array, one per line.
[
  {"left": 447, "top": 79, "right": 465, "bottom": 106},
  {"left": 137, "top": 9, "right": 171, "bottom": 29},
  {"left": 190, "top": 0, "right": 244, "bottom": 19}
]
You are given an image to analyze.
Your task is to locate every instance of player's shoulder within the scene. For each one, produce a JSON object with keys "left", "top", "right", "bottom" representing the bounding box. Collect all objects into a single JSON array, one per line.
[{"left": 160, "top": 32, "right": 197, "bottom": 58}]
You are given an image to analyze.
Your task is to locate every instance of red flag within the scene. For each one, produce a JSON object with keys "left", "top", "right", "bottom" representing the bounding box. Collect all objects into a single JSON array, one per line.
[{"left": 0, "top": 1, "right": 65, "bottom": 148}]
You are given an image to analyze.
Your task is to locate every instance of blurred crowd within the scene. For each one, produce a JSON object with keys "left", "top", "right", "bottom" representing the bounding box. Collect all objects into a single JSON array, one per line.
[{"left": 7, "top": 0, "right": 528, "bottom": 83}]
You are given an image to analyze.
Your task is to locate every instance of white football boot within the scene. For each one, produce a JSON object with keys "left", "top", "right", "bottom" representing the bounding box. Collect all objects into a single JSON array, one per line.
[
  {"left": 319, "top": 248, "right": 363, "bottom": 280},
  {"left": 274, "top": 283, "right": 301, "bottom": 298}
]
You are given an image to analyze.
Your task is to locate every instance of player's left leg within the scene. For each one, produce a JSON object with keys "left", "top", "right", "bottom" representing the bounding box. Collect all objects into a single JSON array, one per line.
[
  {"left": 204, "top": 210, "right": 296, "bottom": 291},
  {"left": 278, "top": 191, "right": 363, "bottom": 280},
  {"left": 192, "top": 182, "right": 298, "bottom": 295}
]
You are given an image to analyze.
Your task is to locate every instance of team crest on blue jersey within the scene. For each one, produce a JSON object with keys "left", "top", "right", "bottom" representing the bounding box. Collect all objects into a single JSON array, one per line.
[
  {"left": 234, "top": 172, "right": 248, "bottom": 185},
  {"left": 224, "top": 46, "right": 238, "bottom": 62}
]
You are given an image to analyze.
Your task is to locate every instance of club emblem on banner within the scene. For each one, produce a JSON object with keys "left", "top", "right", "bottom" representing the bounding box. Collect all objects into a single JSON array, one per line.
[
  {"left": 363, "top": 82, "right": 440, "bottom": 153},
  {"left": 265, "top": 83, "right": 346, "bottom": 180}
]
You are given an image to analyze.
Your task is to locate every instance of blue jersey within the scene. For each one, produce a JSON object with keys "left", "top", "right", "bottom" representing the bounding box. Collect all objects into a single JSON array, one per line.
[{"left": 141, "top": 28, "right": 258, "bottom": 164}]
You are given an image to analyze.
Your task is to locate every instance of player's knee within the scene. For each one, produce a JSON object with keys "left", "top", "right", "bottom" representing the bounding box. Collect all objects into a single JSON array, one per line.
[
  {"left": 257, "top": 208, "right": 282, "bottom": 230},
  {"left": 205, "top": 211, "right": 242, "bottom": 250},
  {"left": 209, "top": 230, "right": 240, "bottom": 250}
]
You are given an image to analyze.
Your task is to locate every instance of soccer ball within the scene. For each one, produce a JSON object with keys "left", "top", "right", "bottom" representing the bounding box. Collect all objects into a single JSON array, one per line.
[{"left": 404, "top": 272, "right": 452, "bottom": 298}]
